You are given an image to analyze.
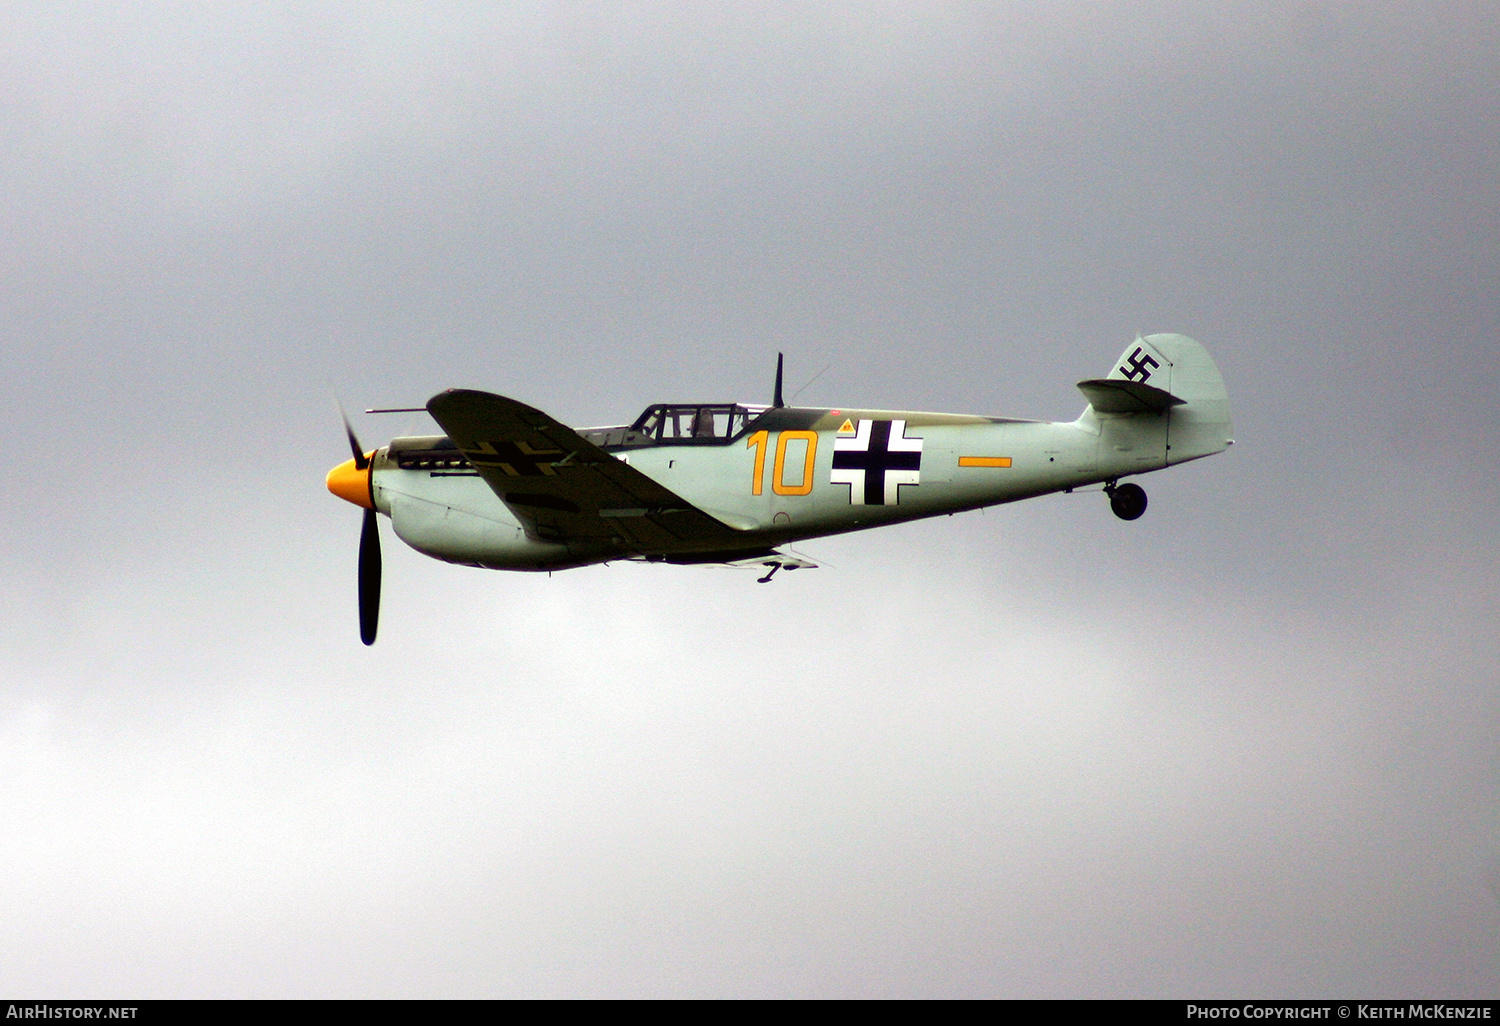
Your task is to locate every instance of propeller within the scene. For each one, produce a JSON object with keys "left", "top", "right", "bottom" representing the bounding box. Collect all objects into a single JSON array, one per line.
[
  {"left": 358, "top": 505, "right": 381, "bottom": 646},
  {"left": 341, "top": 409, "right": 370, "bottom": 471},
  {"left": 334, "top": 407, "right": 381, "bottom": 645}
]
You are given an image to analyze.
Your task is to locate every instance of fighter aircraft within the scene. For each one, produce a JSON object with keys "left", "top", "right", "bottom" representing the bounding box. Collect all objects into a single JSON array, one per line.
[{"left": 328, "top": 332, "right": 1232, "bottom": 644}]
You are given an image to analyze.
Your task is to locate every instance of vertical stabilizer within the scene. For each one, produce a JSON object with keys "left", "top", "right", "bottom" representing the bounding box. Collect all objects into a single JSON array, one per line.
[{"left": 1104, "top": 334, "right": 1233, "bottom": 465}]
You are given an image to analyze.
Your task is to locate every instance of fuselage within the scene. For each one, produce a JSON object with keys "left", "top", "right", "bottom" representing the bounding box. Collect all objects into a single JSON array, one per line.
[
  {"left": 325, "top": 333, "right": 1234, "bottom": 573},
  {"left": 347, "top": 403, "right": 1191, "bottom": 571}
]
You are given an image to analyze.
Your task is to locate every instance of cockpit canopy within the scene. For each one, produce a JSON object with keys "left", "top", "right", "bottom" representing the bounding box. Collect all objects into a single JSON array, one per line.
[{"left": 630, "top": 403, "right": 769, "bottom": 443}]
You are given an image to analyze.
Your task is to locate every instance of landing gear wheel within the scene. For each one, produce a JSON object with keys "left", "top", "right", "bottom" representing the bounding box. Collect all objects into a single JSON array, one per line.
[{"left": 1109, "top": 482, "right": 1147, "bottom": 521}]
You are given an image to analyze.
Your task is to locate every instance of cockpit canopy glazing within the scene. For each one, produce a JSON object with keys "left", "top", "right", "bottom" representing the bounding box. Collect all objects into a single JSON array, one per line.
[{"left": 630, "top": 403, "right": 769, "bottom": 444}]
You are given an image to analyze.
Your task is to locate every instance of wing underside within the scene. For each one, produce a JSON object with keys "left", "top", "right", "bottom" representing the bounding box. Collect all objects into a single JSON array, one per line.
[{"left": 426, "top": 389, "right": 742, "bottom": 554}]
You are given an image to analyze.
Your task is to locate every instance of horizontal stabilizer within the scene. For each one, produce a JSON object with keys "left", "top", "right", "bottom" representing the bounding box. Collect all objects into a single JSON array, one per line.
[{"left": 1077, "top": 378, "right": 1186, "bottom": 413}]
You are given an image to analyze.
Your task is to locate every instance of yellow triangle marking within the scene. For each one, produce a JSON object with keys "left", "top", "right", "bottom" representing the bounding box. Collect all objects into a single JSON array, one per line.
[{"left": 838, "top": 418, "right": 855, "bottom": 435}]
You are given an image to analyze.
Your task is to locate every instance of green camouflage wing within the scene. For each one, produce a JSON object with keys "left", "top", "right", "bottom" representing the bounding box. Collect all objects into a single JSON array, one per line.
[{"left": 426, "top": 389, "right": 741, "bottom": 553}]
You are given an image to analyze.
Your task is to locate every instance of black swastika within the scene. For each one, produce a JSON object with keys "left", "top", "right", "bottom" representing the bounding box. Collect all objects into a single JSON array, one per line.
[{"left": 1118, "top": 347, "right": 1160, "bottom": 383}]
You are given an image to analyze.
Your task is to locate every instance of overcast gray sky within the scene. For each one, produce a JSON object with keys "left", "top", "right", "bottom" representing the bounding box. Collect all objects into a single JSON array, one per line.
[{"left": 1, "top": 1, "right": 1496, "bottom": 998}]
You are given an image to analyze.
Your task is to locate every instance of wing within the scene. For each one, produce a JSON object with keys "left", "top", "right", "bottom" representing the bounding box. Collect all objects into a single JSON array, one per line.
[{"left": 426, "top": 389, "right": 742, "bottom": 553}]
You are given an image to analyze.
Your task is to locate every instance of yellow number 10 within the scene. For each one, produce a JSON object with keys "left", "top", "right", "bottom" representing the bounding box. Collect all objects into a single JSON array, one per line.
[{"left": 747, "top": 430, "right": 818, "bottom": 496}]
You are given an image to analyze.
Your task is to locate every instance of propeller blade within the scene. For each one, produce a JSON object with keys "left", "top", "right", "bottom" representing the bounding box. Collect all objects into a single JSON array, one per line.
[
  {"left": 773, "top": 352, "right": 785, "bottom": 408},
  {"left": 358, "top": 507, "right": 381, "bottom": 646},
  {"left": 340, "top": 405, "right": 369, "bottom": 470}
]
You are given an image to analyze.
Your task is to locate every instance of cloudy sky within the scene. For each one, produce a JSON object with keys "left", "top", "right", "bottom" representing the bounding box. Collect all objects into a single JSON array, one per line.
[{"left": 1, "top": 1, "right": 1496, "bottom": 998}]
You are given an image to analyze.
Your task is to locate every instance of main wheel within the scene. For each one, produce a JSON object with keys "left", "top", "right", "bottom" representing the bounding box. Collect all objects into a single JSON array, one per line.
[{"left": 1110, "top": 482, "right": 1147, "bottom": 521}]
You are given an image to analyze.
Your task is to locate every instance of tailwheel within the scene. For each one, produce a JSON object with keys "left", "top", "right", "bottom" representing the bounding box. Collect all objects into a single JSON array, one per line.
[{"left": 1107, "top": 482, "right": 1147, "bottom": 521}]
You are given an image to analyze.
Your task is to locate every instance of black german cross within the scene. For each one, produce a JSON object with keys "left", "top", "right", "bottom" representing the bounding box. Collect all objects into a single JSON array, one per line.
[
  {"left": 832, "top": 420, "right": 922, "bottom": 506},
  {"left": 468, "top": 439, "right": 565, "bottom": 476},
  {"left": 1118, "top": 346, "right": 1160, "bottom": 383}
]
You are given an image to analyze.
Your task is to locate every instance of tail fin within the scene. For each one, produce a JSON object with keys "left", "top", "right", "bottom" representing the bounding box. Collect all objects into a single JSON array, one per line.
[{"left": 1080, "top": 334, "right": 1233, "bottom": 466}]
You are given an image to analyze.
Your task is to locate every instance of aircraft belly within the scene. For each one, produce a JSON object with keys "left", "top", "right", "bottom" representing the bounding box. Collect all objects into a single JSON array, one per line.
[{"left": 380, "top": 472, "right": 582, "bottom": 570}]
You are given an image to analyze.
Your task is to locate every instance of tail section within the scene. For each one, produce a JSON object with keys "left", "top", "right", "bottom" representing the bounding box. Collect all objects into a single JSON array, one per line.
[{"left": 1081, "top": 333, "right": 1233, "bottom": 466}]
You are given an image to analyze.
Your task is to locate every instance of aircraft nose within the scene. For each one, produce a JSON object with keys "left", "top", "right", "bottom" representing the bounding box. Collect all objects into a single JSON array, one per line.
[{"left": 326, "top": 455, "right": 374, "bottom": 509}]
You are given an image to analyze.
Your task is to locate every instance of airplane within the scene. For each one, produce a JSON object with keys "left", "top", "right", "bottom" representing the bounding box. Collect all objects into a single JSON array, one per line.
[{"left": 327, "top": 332, "right": 1233, "bottom": 644}]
